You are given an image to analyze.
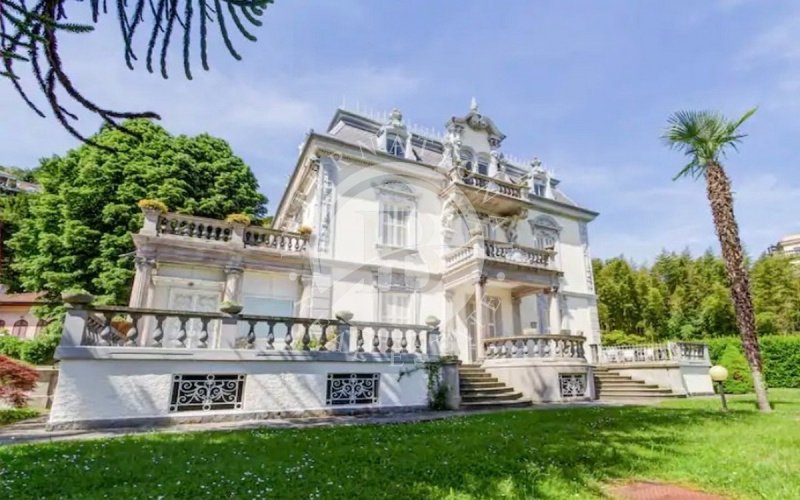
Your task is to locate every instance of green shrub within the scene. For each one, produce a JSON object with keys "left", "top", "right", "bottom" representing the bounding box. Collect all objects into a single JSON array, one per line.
[
  {"left": 19, "top": 334, "right": 60, "bottom": 366},
  {"left": 0, "top": 335, "right": 25, "bottom": 360},
  {"left": 705, "top": 335, "right": 800, "bottom": 389},
  {"left": 0, "top": 408, "right": 39, "bottom": 426},
  {"left": 601, "top": 330, "right": 648, "bottom": 346},
  {"left": 756, "top": 312, "right": 779, "bottom": 336},
  {"left": 717, "top": 343, "right": 753, "bottom": 394}
]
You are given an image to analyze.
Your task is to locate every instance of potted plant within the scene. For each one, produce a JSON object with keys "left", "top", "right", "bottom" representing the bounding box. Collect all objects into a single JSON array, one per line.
[
  {"left": 219, "top": 300, "right": 243, "bottom": 315},
  {"left": 137, "top": 199, "right": 168, "bottom": 213},
  {"left": 298, "top": 225, "right": 313, "bottom": 236},
  {"left": 225, "top": 213, "right": 252, "bottom": 226},
  {"left": 61, "top": 288, "right": 95, "bottom": 305}
]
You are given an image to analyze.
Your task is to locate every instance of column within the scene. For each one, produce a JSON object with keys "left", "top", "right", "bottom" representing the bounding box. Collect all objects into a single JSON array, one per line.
[
  {"left": 511, "top": 295, "right": 522, "bottom": 335},
  {"left": 548, "top": 288, "right": 562, "bottom": 335},
  {"left": 444, "top": 290, "right": 455, "bottom": 356},
  {"left": 223, "top": 264, "right": 244, "bottom": 304},
  {"left": 474, "top": 275, "right": 487, "bottom": 360},
  {"left": 129, "top": 254, "right": 155, "bottom": 308}
]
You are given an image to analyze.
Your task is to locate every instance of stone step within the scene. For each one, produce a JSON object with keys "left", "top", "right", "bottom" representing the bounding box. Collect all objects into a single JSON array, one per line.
[
  {"left": 461, "top": 377, "right": 501, "bottom": 385},
  {"left": 598, "top": 388, "right": 675, "bottom": 396},
  {"left": 595, "top": 381, "right": 662, "bottom": 389},
  {"left": 461, "top": 391, "right": 524, "bottom": 403},
  {"left": 459, "top": 381, "right": 507, "bottom": 390},
  {"left": 460, "top": 399, "right": 532, "bottom": 409},
  {"left": 460, "top": 386, "right": 516, "bottom": 396},
  {"left": 599, "top": 393, "right": 686, "bottom": 401},
  {"left": 458, "top": 371, "right": 494, "bottom": 379},
  {"left": 594, "top": 373, "right": 634, "bottom": 380}
]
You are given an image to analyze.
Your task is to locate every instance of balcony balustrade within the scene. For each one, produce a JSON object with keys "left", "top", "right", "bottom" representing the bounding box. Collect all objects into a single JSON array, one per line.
[
  {"left": 483, "top": 334, "right": 586, "bottom": 360},
  {"left": 599, "top": 342, "right": 710, "bottom": 364},
  {"left": 444, "top": 237, "right": 555, "bottom": 271},
  {"left": 151, "top": 212, "right": 308, "bottom": 255}
]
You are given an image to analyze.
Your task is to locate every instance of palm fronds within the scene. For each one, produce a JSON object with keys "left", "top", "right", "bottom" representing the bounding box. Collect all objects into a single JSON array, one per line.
[
  {"left": 0, "top": 0, "right": 273, "bottom": 145},
  {"left": 662, "top": 108, "right": 757, "bottom": 180}
]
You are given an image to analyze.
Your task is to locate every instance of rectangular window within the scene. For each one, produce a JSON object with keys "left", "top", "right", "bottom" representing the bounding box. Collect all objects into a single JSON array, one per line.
[
  {"left": 380, "top": 203, "right": 411, "bottom": 248},
  {"left": 533, "top": 180, "right": 547, "bottom": 197},
  {"left": 380, "top": 293, "right": 412, "bottom": 325},
  {"left": 386, "top": 134, "right": 405, "bottom": 157}
]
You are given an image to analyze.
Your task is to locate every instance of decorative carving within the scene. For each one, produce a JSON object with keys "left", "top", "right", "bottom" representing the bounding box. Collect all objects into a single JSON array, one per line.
[
  {"left": 559, "top": 373, "right": 586, "bottom": 398},
  {"left": 326, "top": 373, "right": 380, "bottom": 405},
  {"left": 169, "top": 374, "right": 245, "bottom": 412},
  {"left": 317, "top": 157, "right": 336, "bottom": 253}
]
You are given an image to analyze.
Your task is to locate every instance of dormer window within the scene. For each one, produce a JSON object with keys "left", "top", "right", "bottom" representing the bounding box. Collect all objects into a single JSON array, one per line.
[
  {"left": 533, "top": 178, "right": 547, "bottom": 197},
  {"left": 460, "top": 148, "right": 475, "bottom": 171},
  {"left": 386, "top": 133, "right": 405, "bottom": 158}
]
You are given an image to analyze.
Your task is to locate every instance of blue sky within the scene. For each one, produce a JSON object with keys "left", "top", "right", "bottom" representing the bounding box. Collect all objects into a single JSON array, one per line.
[{"left": 1, "top": 0, "right": 799, "bottom": 262}]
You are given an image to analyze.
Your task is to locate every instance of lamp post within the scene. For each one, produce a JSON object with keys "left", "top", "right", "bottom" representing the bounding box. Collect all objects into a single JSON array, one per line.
[{"left": 709, "top": 365, "right": 729, "bottom": 411}]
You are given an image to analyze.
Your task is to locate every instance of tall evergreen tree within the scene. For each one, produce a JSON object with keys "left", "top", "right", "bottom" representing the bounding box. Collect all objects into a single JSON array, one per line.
[
  {"left": 663, "top": 107, "right": 771, "bottom": 412},
  {"left": 5, "top": 119, "right": 266, "bottom": 314}
]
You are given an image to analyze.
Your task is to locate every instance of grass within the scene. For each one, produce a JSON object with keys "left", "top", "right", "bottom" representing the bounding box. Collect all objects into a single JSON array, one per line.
[
  {"left": 1, "top": 390, "right": 799, "bottom": 499},
  {"left": 0, "top": 407, "right": 39, "bottom": 426}
]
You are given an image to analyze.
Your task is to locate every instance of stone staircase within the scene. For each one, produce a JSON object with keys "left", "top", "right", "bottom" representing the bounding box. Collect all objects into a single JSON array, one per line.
[
  {"left": 594, "top": 367, "right": 685, "bottom": 401},
  {"left": 458, "top": 365, "right": 531, "bottom": 409}
]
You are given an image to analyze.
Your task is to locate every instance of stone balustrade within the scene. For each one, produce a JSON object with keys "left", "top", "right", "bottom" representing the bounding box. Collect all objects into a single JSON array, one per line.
[
  {"left": 444, "top": 242, "right": 476, "bottom": 268},
  {"left": 147, "top": 211, "right": 308, "bottom": 255},
  {"left": 63, "top": 304, "right": 441, "bottom": 357},
  {"left": 599, "top": 341, "right": 710, "bottom": 364},
  {"left": 484, "top": 240, "right": 553, "bottom": 267},
  {"left": 450, "top": 167, "right": 524, "bottom": 198},
  {"left": 484, "top": 334, "right": 586, "bottom": 360}
]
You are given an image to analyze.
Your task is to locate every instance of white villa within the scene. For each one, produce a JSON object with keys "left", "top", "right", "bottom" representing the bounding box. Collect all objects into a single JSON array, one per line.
[{"left": 48, "top": 102, "right": 713, "bottom": 429}]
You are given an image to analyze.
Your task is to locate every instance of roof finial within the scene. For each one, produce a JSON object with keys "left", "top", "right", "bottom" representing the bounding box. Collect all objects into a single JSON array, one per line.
[{"left": 470, "top": 96, "right": 478, "bottom": 112}]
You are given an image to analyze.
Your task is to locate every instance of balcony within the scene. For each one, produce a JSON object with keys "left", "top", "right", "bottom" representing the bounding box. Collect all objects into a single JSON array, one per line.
[
  {"left": 445, "top": 237, "right": 557, "bottom": 273},
  {"left": 444, "top": 167, "right": 529, "bottom": 216},
  {"left": 142, "top": 211, "right": 309, "bottom": 257}
]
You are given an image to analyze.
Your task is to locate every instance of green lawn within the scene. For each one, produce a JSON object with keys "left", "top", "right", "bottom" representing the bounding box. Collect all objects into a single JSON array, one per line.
[{"left": 2, "top": 390, "right": 799, "bottom": 499}]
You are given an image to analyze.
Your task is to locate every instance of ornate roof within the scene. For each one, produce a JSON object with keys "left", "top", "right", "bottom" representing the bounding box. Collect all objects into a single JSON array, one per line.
[{"left": 446, "top": 98, "right": 506, "bottom": 147}]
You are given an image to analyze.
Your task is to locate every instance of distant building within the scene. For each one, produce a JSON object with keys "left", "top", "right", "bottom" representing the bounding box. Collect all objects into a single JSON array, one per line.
[
  {"left": 0, "top": 169, "right": 40, "bottom": 195},
  {"left": 768, "top": 234, "right": 800, "bottom": 261},
  {"left": 0, "top": 292, "right": 48, "bottom": 339}
]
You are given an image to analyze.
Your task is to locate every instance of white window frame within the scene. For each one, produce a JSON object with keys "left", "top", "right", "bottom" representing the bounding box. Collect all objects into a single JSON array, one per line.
[
  {"left": 379, "top": 292, "right": 412, "bottom": 325},
  {"left": 375, "top": 180, "right": 417, "bottom": 251},
  {"left": 386, "top": 133, "right": 405, "bottom": 158}
]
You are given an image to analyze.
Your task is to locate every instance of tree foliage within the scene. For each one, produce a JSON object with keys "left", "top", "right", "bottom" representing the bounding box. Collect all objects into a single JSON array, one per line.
[
  {"left": 0, "top": 0, "right": 274, "bottom": 143},
  {"left": 594, "top": 250, "right": 800, "bottom": 341},
  {"left": 4, "top": 119, "right": 266, "bottom": 315}
]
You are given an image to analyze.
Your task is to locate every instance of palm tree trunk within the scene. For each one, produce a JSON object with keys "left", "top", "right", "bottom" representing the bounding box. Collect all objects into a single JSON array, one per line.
[{"left": 706, "top": 162, "right": 771, "bottom": 412}]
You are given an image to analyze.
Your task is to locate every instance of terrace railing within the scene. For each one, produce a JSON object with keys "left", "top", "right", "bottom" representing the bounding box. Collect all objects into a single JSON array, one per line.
[
  {"left": 483, "top": 334, "right": 586, "bottom": 360},
  {"left": 599, "top": 341, "right": 710, "bottom": 365},
  {"left": 62, "top": 303, "right": 441, "bottom": 358},
  {"left": 143, "top": 210, "right": 309, "bottom": 255},
  {"left": 449, "top": 167, "right": 524, "bottom": 199}
]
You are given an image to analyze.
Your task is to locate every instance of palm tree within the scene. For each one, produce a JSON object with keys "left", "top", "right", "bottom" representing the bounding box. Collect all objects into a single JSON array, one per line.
[{"left": 663, "top": 108, "right": 771, "bottom": 412}]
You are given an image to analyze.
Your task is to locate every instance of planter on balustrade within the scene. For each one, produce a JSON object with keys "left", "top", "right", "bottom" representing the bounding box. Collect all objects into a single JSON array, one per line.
[{"left": 481, "top": 334, "right": 595, "bottom": 403}]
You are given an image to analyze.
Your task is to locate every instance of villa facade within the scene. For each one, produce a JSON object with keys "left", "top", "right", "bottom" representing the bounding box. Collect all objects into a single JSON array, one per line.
[{"left": 47, "top": 103, "right": 713, "bottom": 429}]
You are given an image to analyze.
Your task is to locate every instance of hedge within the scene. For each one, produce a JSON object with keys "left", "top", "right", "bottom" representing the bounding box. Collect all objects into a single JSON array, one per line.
[
  {"left": 0, "top": 334, "right": 60, "bottom": 366},
  {"left": 705, "top": 335, "right": 800, "bottom": 390}
]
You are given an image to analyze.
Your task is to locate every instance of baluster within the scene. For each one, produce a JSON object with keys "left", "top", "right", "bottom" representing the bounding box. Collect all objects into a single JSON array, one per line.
[
  {"left": 372, "top": 328, "right": 381, "bottom": 353},
  {"left": 266, "top": 320, "right": 275, "bottom": 349},
  {"left": 175, "top": 315, "right": 188, "bottom": 347},
  {"left": 197, "top": 316, "right": 210, "bottom": 348},
  {"left": 386, "top": 329, "right": 394, "bottom": 354},
  {"left": 151, "top": 315, "right": 165, "bottom": 347},
  {"left": 400, "top": 329, "right": 408, "bottom": 353},
  {"left": 511, "top": 339, "right": 518, "bottom": 357},
  {"left": 301, "top": 322, "right": 311, "bottom": 351},
  {"left": 99, "top": 312, "right": 114, "bottom": 346},
  {"left": 125, "top": 312, "right": 141, "bottom": 346},
  {"left": 357, "top": 327, "right": 365, "bottom": 352},
  {"left": 284, "top": 321, "right": 294, "bottom": 350},
  {"left": 247, "top": 320, "right": 257, "bottom": 349},
  {"left": 414, "top": 329, "right": 421, "bottom": 353},
  {"left": 318, "top": 324, "right": 329, "bottom": 351}
]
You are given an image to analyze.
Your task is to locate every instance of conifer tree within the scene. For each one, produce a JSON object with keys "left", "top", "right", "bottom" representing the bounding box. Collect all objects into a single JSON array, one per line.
[{"left": 0, "top": 0, "right": 274, "bottom": 143}]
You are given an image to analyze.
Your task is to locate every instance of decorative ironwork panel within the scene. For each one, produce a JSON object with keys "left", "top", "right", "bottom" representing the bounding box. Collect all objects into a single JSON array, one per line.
[
  {"left": 170, "top": 374, "right": 245, "bottom": 412},
  {"left": 326, "top": 373, "right": 380, "bottom": 405},
  {"left": 559, "top": 373, "right": 587, "bottom": 398}
]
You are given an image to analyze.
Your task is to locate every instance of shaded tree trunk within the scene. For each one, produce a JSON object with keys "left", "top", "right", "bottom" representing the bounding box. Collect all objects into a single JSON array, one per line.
[{"left": 706, "top": 162, "right": 771, "bottom": 412}]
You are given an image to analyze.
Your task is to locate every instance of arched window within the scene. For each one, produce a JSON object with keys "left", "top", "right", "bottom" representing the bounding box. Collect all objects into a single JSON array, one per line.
[
  {"left": 529, "top": 215, "right": 561, "bottom": 250},
  {"left": 34, "top": 319, "right": 48, "bottom": 337},
  {"left": 11, "top": 319, "right": 28, "bottom": 338},
  {"left": 386, "top": 133, "right": 405, "bottom": 158},
  {"left": 459, "top": 148, "right": 475, "bottom": 171},
  {"left": 0, "top": 319, "right": 5, "bottom": 330}
]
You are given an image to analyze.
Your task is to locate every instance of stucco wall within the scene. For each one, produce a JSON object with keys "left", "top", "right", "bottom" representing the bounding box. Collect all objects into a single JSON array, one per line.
[
  {"left": 50, "top": 357, "right": 429, "bottom": 428},
  {"left": 610, "top": 363, "right": 715, "bottom": 396},
  {"left": 483, "top": 359, "right": 594, "bottom": 402}
]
